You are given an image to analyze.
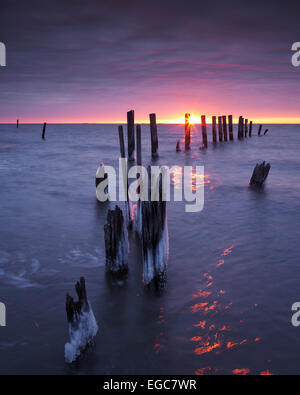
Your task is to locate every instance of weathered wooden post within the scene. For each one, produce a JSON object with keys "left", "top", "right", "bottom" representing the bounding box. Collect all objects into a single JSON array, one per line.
[
  {"left": 185, "top": 113, "right": 191, "bottom": 151},
  {"left": 176, "top": 140, "right": 181, "bottom": 152},
  {"left": 127, "top": 110, "right": 135, "bottom": 160},
  {"left": 42, "top": 122, "right": 47, "bottom": 140},
  {"left": 104, "top": 205, "right": 129, "bottom": 273},
  {"left": 264, "top": 129, "right": 269, "bottom": 135},
  {"left": 65, "top": 277, "right": 98, "bottom": 363},
  {"left": 245, "top": 119, "right": 248, "bottom": 137},
  {"left": 17, "top": 119, "right": 19, "bottom": 128},
  {"left": 118, "top": 126, "right": 125, "bottom": 158},
  {"left": 201, "top": 115, "right": 208, "bottom": 148},
  {"left": 222, "top": 115, "right": 228, "bottom": 141},
  {"left": 212, "top": 116, "right": 217, "bottom": 143},
  {"left": 250, "top": 161, "right": 271, "bottom": 187},
  {"left": 136, "top": 125, "right": 142, "bottom": 166},
  {"left": 258, "top": 124, "right": 263, "bottom": 136},
  {"left": 218, "top": 116, "right": 223, "bottom": 142},
  {"left": 149, "top": 113, "right": 158, "bottom": 158},
  {"left": 249, "top": 121, "right": 253, "bottom": 137},
  {"left": 228, "top": 115, "right": 233, "bottom": 141}
]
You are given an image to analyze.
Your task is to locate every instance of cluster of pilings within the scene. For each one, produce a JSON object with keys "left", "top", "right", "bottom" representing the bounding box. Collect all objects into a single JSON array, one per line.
[{"left": 183, "top": 113, "right": 269, "bottom": 150}]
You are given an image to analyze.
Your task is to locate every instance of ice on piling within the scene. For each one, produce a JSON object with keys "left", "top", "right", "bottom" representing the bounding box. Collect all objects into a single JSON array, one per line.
[
  {"left": 104, "top": 205, "right": 129, "bottom": 273},
  {"left": 65, "top": 277, "right": 98, "bottom": 363}
]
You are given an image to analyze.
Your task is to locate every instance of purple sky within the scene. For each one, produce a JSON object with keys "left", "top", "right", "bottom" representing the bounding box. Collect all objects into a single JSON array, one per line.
[{"left": 0, "top": 0, "right": 299, "bottom": 123}]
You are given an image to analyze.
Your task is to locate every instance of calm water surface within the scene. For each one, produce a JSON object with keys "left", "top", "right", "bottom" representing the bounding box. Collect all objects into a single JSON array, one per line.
[{"left": 0, "top": 123, "right": 299, "bottom": 374}]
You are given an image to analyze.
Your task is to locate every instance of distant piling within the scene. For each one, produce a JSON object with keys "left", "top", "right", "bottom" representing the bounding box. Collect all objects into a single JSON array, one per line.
[
  {"left": 245, "top": 119, "right": 248, "bottom": 137},
  {"left": 228, "top": 115, "right": 233, "bottom": 141},
  {"left": 249, "top": 121, "right": 253, "bottom": 137},
  {"left": 136, "top": 125, "right": 142, "bottom": 166},
  {"left": 17, "top": 119, "right": 19, "bottom": 128},
  {"left": 42, "top": 122, "right": 47, "bottom": 140},
  {"left": 149, "top": 113, "right": 158, "bottom": 158},
  {"left": 212, "top": 116, "right": 217, "bottom": 144},
  {"left": 176, "top": 140, "right": 181, "bottom": 152},
  {"left": 127, "top": 110, "right": 135, "bottom": 161},
  {"left": 201, "top": 115, "right": 208, "bottom": 148},
  {"left": 118, "top": 126, "right": 125, "bottom": 158},
  {"left": 258, "top": 124, "right": 263, "bottom": 136},
  {"left": 238, "top": 116, "right": 244, "bottom": 139},
  {"left": 218, "top": 116, "right": 223, "bottom": 142},
  {"left": 222, "top": 115, "right": 228, "bottom": 142},
  {"left": 264, "top": 129, "right": 269, "bottom": 135},
  {"left": 185, "top": 113, "right": 191, "bottom": 151}
]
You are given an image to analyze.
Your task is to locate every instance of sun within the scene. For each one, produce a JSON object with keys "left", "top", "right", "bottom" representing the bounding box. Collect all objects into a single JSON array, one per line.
[{"left": 188, "top": 114, "right": 202, "bottom": 124}]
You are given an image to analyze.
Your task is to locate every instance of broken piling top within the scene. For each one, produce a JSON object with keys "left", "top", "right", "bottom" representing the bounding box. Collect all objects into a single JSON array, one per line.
[
  {"left": 250, "top": 161, "right": 271, "bottom": 186},
  {"left": 149, "top": 113, "right": 159, "bottom": 158},
  {"left": 66, "top": 277, "right": 89, "bottom": 324},
  {"left": 184, "top": 113, "right": 191, "bottom": 151},
  {"left": 127, "top": 110, "right": 135, "bottom": 161}
]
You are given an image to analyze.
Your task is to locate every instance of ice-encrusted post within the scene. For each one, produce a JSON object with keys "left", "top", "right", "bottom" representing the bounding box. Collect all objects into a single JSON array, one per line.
[
  {"left": 212, "top": 116, "right": 217, "bottom": 144},
  {"left": 250, "top": 161, "right": 271, "bottom": 187},
  {"left": 65, "top": 277, "right": 98, "bottom": 363},
  {"left": 185, "top": 113, "right": 191, "bottom": 151},
  {"left": 258, "top": 124, "right": 263, "bottom": 136},
  {"left": 218, "top": 116, "right": 223, "bottom": 142},
  {"left": 228, "top": 115, "right": 233, "bottom": 141},
  {"left": 222, "top": 115, "right": 228, "bottom": 142},
  {"left": 150, "top": 113, "right": 159, "bottom": 158},
  {"left": 201, "top": 115, "right": 208, "bottom": 148},
  {"left": 104, "top": 205, "right": 129, "bottom": 273},
  {"left": 127, "top": 110, "right": 135, "bottom": 161},
  {"left": 249, "top": 121, "right": 253, "bottom": 137},
  {"left": 42, "top": 122, "right": 47, "bottom": 140}
]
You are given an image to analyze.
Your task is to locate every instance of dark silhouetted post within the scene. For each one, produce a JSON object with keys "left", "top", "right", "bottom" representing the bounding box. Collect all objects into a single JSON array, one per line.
[
  {"left": 264, "top": 129, "right": 269, "bottom": 135},
  {"left": 258, "top": 124, "right": 263, "bottom": 136},
  {"left": 228, "top": 115, "right": 233, "bottom": 141},
  {"left": 127, "top": 110, "right": 135, "bottom": 161},
  {"left": 42, "top": 122, "right": 47, "bottom": 140},
  {"left": 245, "top": 119, "right": 248, "bottom": 137},
  {"left": 238, "top": 116, "right": 243, "bottom": 139},
  {"left": 118, "top": 126, "right": 125, "bottom": 158},
  {"left": 17, "top": 119, "right": 19, "bottom": 128},
  {"left": 149, "top": 113, "right": 158, "bottom": 158},
  {"left": 249, "top": 121, "right": 253, "bottom": 137},
  {"left": 136, "top": 125, "right": 142, "bottom": 166},
  {"left": 212, "top": 116, "right": 217, "bottom": 143},
  {"left": 185, "top": 113, "right": 191, "bottom": 151},
  {"left": 176, "top": 140, "right": 181, "bottom": 152},
  {"left": 201, "top": 115, "right": 208, "bottom": 148},
  {"left": 218, "top": 116, "right": 223, "bottom": 142},
  {"left": 222, "top": 115, "right": 228, "bottom": 142}
]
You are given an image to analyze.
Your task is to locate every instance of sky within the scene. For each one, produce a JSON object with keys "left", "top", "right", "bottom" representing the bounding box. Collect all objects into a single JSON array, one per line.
[{"left": 0, "top": 0, "right": 299, "bottom": 123}]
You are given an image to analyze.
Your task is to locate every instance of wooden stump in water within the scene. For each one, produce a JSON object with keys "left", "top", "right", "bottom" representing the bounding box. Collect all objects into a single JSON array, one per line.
[
  {"left": 201, "top": 115, "right": 208, "bottom": 148},
  {"left": 258, "top": 124, "right": 263, "bottom": 136},
  {"left": 176, "top": 140, "right": 181, "bottom": 152},
  {"left": 127, "top": 110, "right": 135, "bottom": 161},
  {"left": 250, "top": 161, "right": 271, "bottom": 187},
  {"left": 212, "top": 116, "right": 217, "bottom": 143},
  {"left": 218, "top": 116, "right": 223, "bottom": 142},
  {"left": 249, "top": 121, "right": 253, "bottom": 137},
  {"left": 245, "top": 119, "right": 248, "bottom": 137},
  {"left": 17, "top": 119, "right": 19, "bottom": 128},
  {"left": 42, "top": 122, "right": 47, "bottom": 140},
  {"left": 66, "top": 277, "right": 89, "bottom": 324},
  {"left": 95, "top": 163, "right": 108, "bottom": 201},
  {"left": 185, "top": 113, "right": 191, "bottom": 151},
  {"left": 228, "top": 115, "right": 233, "bottom": 141},
  {"left": 222, "top": 115, "right": 228, "bottom": 141},
  {"left": 118, "top": 126, "right": 126, "bottom": 158},
  {"left": 238, "top": 116, "right": 244, "bottom": 139},
  {"left": 104, "top": 205, "right": 128, "bottom": 273},
  {"left": 264, "top": 129, "right": 269, "bottom": 135},
  {"left": 149, "top": 113, "right": 159, "bottom": 158}
]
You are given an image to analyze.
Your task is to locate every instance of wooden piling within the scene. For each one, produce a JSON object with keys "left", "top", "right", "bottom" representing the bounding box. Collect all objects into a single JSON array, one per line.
[
  {"left": 176, "top": 140, "right": 181, "bottom": 152},
  {"left": 264, "top": 129, "right": 269, "bottom": 135},
  {"left": 250, "top": 161, "right": 271, "bottom": 187},
  {"left": 212, "top": 116, "right": 217, "bottom": 143},
  {"left": 249, "top": 121, "right": 253, "bottom": 137},
  {"left": 218, "top": 116, "right": 223, "bottom": 142},
  {"left": 42, "top": 122, "right": 47, "bottom": 140},
  {"left": 118, "top": 126, "right": 125, "bottom": 158},
  {"left": 201, "top": 115, "right": 208, "bottom": 148},
  {"left": 127, "top": 110, "right": 135, "bottom": 160},
  {"left": 185, "top": 113, "right": 191, "bottom": 151},
  {"left": 245, "top": 119, "right": 248, "bottom": 137},
  {"left": 149, "top": 113, "right": 158, "bottom": 158},
  {"left": 222, "top": 115, "right": 228, "bottom": 141},
  {"left": 258, "top": 124, "right": 263, "bottom": 136},
  {"left": 228, "top": 115, "right": 233, "bottom": 141},
  {"left": 136, "top": 125, "right": 142, "bottom": 166},
  {"left": 17, "top": 119, "right": 19, "bottom": 128},
  {"left": 238, "top": 116, "right": 243, "bottom": 139}
]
